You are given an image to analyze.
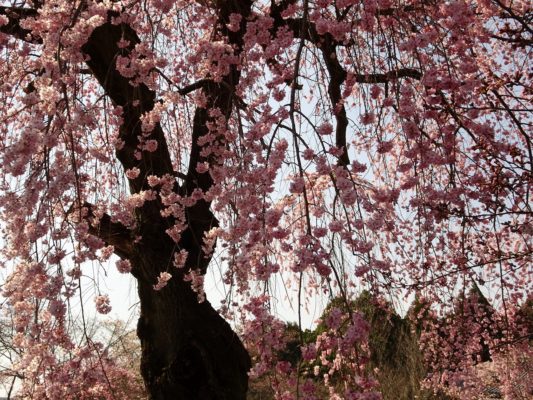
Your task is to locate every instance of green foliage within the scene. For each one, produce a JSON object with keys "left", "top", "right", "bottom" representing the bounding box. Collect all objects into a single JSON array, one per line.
[
  {"left": 277, "top": 322, "right": 317, "bottom": 367},
  {"left": 281, "top": 292, "right": 455, "bottom": 399},
  {"left": 250, "top": 289, "right": 527, "bottom": 399}
]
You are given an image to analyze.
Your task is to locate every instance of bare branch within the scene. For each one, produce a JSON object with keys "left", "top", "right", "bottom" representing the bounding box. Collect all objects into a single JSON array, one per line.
[
  {"left": 178, "top": 79, "right": 212, "bottom": 95},
  {"left": 83, "top": 203, "right": 134, "bottom": 260},
  {"left": 353, "top": 68, "right": 422, "bottom": 83}
]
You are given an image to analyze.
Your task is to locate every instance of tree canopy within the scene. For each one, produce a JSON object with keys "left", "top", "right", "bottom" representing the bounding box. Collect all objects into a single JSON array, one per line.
[{"left": 0, "top": 0, "right": 531, "bottom": 398}]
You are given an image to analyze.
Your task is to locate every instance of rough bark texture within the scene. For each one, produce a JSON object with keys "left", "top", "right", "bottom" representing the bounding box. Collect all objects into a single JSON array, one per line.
[{"left": 134, "top": 239, "right": 251, "bottom": 399}]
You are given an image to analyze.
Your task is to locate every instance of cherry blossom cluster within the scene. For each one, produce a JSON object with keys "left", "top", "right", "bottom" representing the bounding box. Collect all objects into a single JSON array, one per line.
[{"left": 0, "top": 0, "right": 530, "bottom": 398}]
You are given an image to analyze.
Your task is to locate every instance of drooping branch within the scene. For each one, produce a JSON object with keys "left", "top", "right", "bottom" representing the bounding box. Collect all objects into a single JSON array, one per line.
[
  {"left": 286, "top": 19, "right": 423, "bottom": 83},
  {"left": 268, "top": 7, "right": 422, "bottom": 166},
  {"left": 283, "top": 18, "right": 422, "bottom": 82}
]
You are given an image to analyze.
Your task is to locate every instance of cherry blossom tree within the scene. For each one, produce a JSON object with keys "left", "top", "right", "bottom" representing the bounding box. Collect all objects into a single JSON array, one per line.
[{"left": 0, "top": 0, "right": 531, "bottom": 399}]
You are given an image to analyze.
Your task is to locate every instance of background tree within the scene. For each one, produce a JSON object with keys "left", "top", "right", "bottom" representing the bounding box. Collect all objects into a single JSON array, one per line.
[
  {"left": 0, "top": 0, "right": 531, "bottom": 399},
  {"left": 0, "top": 303, "right": 146, "bottom": 399}
]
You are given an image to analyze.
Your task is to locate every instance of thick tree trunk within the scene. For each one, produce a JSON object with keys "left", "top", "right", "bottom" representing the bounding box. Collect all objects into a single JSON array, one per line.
[
  {"left": 125, "top": 198, "right": 252, "bottom": 399},
  {"left": 1, "top": 1, "right": 255, "bottom": 399},
  {"left": 137, "top": 280, "right": 250, "bottom": 399},
  {"left": 80, "top": 4, "right": 254, "bottom": 398},
  {"left": 130, "top": 204, "right": 251, "bottom": 400},
  {"left": 135, "top": 262, "right": 250, "bottom": 400}
]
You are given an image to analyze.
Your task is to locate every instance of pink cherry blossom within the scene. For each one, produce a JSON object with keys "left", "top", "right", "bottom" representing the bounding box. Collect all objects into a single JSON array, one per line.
[
  {"left": 153, "top": 272, "right": 172, "bottom": 291},
  {"left": 0, "top": 0, "right": 530, "bottom": 398},
  {"left": 94, "top": 295, "right": 111, "bottom": 314}
]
